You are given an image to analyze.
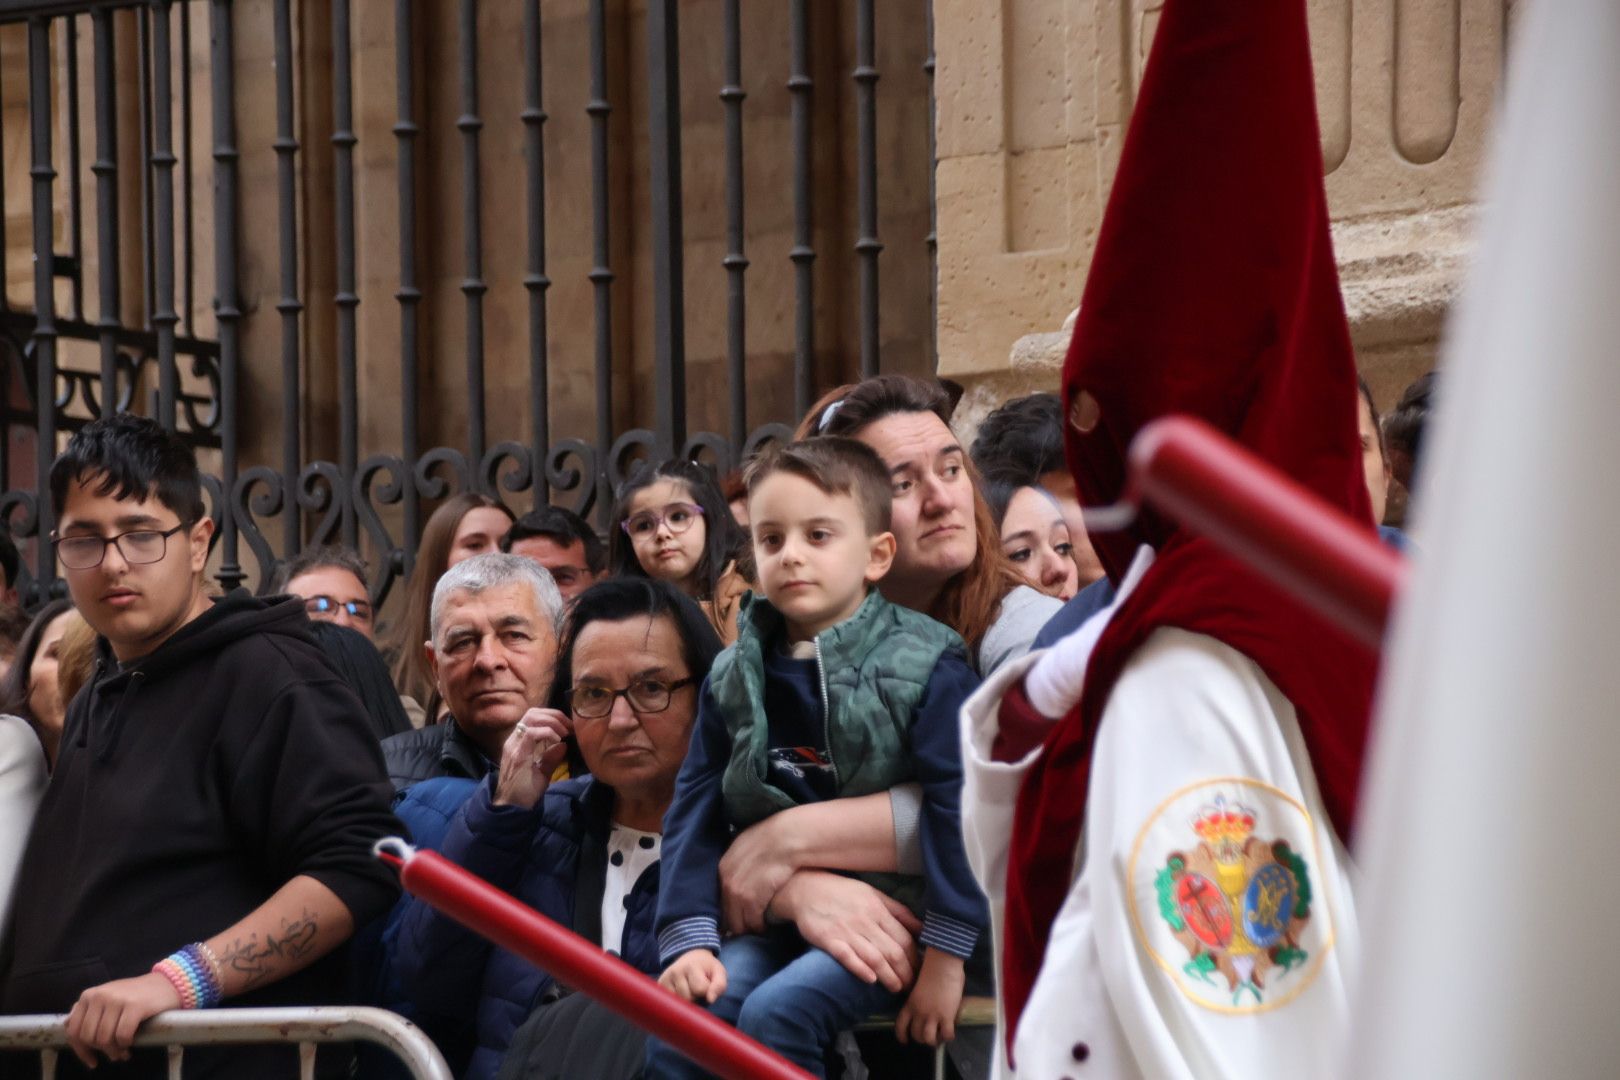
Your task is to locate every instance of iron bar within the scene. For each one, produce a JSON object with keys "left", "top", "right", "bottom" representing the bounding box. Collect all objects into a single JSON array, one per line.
[
  {"left": 273, "top": 0, "right": 301, "bottom": 555},
  {"left": 522, "top": 0, "right": 550, "bottom": 507},
  {"left": 458, "top": 0, "right": 486, "bottom": 466},
  {"left": 0, "top": 1007, "right": 453, "bottom": 1080},
  {"left": 333, "top": 0, "right": 358, "bottom": 546},
  {"left": 91, "top": 7, "right": 119, "bottom": 413},
  {"left": 395, "top": 0, "right": 421, "bottom": 572},
  {"left": 788, "top": 0, "right": 814, "bottom": 418},
  {"left": 209, "top": 0, "right": 243, "bottom": 591},
  {"left": 180, "top": 1, "right": 193, "bottom": 336},
  {"left": 66, "top": 16, "right": 85, "bottom": 322},
  {"left": 0, "top": 45, "right": 7, "bottom": 310},
  {"left": 925, "top": 0, "right": 938, "bottom": 365},
  {"left": 28, "top": 17, "right": 57, "bottom": 593},
  {"left": 646, "top": 0, "right": 685, "bottom": 458},
  {"left": 137, "top": 5, "right": 151, "bottom": 327},
  {"left": 721, "top": 0, "right": 747, "bottom": 455},
  {"left": 588, "top": 0, "right": 613, "bottom": 513},
  {"left": 853, "top": 0, "right": 881, "bottom": 378},
  {"left": 151, "top": 0, "right": 178, "bottom": 431}
]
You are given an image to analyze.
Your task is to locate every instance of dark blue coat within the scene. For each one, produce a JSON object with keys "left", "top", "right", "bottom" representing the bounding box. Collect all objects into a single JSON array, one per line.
[{"left": 393, "top": 775, "right": 662, "bottom": 1080}]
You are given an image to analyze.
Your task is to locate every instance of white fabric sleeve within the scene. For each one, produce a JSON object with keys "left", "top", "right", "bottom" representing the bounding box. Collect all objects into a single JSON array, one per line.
[
  {"left": 0, "top": 715, "right": 47, "bottom": 931},
  {"left": 958, "top": 650, "right": 1046, "bottom": 904}
]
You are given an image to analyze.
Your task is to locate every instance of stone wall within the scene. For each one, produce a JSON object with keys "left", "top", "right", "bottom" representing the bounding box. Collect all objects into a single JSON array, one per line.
[{"left": 934, "top": 0, "right": 1511, "bottom": 437}]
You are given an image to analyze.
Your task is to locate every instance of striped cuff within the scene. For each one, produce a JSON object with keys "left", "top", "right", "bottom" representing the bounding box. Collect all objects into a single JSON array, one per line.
[
  {"left": 658, "top": 916, "right": 722, "bottom": 966},
  {"left": 919, "top": 912, "right": 981, "bottom": 959}
]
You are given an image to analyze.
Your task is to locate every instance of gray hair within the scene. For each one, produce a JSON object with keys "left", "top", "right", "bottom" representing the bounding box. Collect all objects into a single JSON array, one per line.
[
  {"left": 429, "top": 552, "right": 565, "bottom": 644},
  {"left": 272, "top": 544, "right": 367, "bottom": 593}
]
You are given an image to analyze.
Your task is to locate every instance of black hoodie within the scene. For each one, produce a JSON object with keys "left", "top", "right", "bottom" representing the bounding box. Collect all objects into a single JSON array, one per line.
[{"left": 0, "top": 592, "right": 402, "bottom": 1076}]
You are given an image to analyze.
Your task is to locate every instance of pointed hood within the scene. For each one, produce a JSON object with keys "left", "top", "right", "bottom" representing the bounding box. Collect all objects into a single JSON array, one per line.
[{"left": 1063, "top": 4, "right": 1371, "bottom": 579}]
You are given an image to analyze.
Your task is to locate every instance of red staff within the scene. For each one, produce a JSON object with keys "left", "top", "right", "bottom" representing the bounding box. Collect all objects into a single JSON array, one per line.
[
  {"left": 376, "top": 840, "right": 813, "bottom": 1080},
  {"left": 1120, "top": 414, "right": 1407, "bottom": 650}
]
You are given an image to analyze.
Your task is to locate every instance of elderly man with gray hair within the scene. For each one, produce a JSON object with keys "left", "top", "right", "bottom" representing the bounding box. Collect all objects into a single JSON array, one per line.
[{"left": 381, "top": 553, "right": 565, "bottom": 792}]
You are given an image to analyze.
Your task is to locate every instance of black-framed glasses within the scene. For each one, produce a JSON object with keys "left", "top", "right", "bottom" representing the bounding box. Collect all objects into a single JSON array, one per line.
[
  {"left": 52, "top": 523, "right": 190, "bottom": 570},
  {"left": 621, "top": 503, "right": 705, "bottom": 538},
  {"left": 303, "top": 595, "right": 374, "bottom": 622},
  {"left": 568, "top": 676, "right": 696, "bottom": 719}
]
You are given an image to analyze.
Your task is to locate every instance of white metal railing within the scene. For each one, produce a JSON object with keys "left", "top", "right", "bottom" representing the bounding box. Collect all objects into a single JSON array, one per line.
[{"left": 0, "top": 1006, "right": 451, "bottom": 1080}]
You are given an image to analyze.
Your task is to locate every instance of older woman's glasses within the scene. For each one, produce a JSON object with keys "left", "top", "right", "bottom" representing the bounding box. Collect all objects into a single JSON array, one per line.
[
  {"left": 622, "top": 503, "right": 704, "bottom": 538},
  {"left": 569, "top": 676, "right": 695, "bottom": 719},
  {"left": 52, "top": 523, "right": 190, "bottom": 570}
]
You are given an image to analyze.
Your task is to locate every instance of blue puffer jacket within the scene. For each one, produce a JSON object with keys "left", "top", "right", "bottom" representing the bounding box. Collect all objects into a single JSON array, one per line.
[{"left": 393, "top": 774, "right": 662, "bottom": 1080}]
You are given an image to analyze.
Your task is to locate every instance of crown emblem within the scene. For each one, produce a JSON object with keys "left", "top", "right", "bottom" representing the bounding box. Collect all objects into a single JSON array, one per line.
[{"left": 1192, "top": 795, "right": 1256, "bottom": 847}]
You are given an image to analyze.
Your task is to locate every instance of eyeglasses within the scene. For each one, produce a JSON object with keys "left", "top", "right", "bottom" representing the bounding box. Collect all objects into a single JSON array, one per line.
[
  {"left": 52, "top": 523, "right": 190, "bottom": 570},
  {"left": 568, "top": 676, "right": 695, "bottom": 719},
  {"left": 622, "top": 503, "right": 705, "bottom": 539},
  {"left": 303, "top": 595, "right": 374, "bottom": 622}
]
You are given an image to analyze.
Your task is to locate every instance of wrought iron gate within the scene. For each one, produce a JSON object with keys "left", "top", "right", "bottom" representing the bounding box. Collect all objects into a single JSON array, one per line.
[{"left": 0, "top": 0, "right": 938, "bottom": 606}]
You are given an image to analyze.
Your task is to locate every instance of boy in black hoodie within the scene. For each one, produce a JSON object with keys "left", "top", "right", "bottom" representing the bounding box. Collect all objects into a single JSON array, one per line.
[{"left": 0, "top": 415, "right": 402, "bottom": 1077}]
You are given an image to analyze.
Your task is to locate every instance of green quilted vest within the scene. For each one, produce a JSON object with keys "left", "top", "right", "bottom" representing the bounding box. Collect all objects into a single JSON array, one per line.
[{"left": 708, "top": 589, "right": 966, "bottom": 913}]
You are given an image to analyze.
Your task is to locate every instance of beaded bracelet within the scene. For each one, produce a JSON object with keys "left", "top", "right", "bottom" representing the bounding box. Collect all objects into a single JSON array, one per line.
[{"left": 151, "top": 943, "right": 225, "bottom": 1010}]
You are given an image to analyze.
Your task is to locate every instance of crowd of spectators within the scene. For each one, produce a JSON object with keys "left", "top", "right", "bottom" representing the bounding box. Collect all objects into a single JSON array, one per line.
[{"left": 0, "top": 368, "right": 1429, "bottom": 1079}]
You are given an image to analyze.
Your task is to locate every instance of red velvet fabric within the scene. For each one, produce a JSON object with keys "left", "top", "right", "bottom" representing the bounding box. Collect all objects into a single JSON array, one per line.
[{"left": 995, "top": 0, "right": 1380, "bottom": 1062}]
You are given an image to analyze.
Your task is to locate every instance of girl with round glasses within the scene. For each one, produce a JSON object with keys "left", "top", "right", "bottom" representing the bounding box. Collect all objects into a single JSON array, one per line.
[{"left": 607, "top": 459, "right": 750, "bottom": 644}]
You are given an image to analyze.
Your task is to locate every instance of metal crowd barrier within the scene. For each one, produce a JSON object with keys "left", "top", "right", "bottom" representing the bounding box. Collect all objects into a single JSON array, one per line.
[{"left": 0, "top": 1007, "right": 451, "bottom": 1080}]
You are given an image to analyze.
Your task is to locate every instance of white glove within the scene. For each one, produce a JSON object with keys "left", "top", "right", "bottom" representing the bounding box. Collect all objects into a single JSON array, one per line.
[{"left": 1024, "top": 619, "right": 1102, "bottom": 719}]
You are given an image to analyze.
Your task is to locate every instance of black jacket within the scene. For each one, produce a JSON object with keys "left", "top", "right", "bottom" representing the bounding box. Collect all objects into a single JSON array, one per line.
[
  {"left": 0, "top": 592, "right": 402, "bottom": 1077},
  {"left": 380, "top": 717, "right": 493, "bottom": 792}
]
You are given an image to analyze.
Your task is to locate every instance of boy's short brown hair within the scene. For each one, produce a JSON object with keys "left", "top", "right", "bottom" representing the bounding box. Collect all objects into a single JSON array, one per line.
[{"left": 743, "top": 437, "right": 892, "bottom": 536}]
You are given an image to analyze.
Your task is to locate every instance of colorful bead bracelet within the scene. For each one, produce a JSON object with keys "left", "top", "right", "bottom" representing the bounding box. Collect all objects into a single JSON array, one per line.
[{"left": 151, "top": 942, "right": 225, "bottom": 1010}]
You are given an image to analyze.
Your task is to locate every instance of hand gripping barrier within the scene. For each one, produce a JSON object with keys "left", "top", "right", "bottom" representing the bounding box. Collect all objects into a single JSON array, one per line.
[
  {"left": 0, "top": 1006, "right": 452, "bottom": 1080},
  {"left": 376, "top": 839, "right": 814, "bottom": 1080},
  {"left": 1126, "top": 415, "right": 1407, "bottom": 648}
]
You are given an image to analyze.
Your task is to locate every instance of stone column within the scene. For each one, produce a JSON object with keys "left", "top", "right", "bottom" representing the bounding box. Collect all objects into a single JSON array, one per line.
[{"left": 933, "top": 0, "right": 1508, "bottom": 433}]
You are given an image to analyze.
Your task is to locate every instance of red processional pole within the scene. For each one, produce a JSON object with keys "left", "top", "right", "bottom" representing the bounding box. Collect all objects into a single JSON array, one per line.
[
  {"left": 1126, "top": 415, "right": 1407, "bottom": 649},
  {"left": 378, "top": 843, "right": 813, "bottom": 1080}
]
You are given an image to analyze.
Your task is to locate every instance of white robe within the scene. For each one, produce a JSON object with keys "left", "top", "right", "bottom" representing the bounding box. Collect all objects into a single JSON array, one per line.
[{"left": 960, "top": 549, "right": 1358, "bottom": 1079}]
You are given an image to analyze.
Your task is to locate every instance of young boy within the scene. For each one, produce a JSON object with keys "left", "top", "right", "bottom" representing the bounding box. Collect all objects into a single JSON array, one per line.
[{"left": 645, "top": 437, "right": 987, "bottom": 1078}]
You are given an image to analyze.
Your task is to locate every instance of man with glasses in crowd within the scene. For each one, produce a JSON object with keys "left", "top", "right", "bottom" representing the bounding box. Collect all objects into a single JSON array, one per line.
[
  {"left": 379, "top": 553, "right": 565, "bottom": 792},
  {"left": 500, "top": 506, "right": 604, "bottom": 602},
  {"left": 0, "top": 414, "right": 401, "bottom": 1076},
  {"left": 274, "top": 545, "right": 376, "bottom": 638}
]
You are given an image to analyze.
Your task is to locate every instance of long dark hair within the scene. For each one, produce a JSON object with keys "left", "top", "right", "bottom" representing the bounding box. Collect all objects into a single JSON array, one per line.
[
  {"left": 0, "top": 599, "right": 74, "bottom": 744},
  {"left": 550, "top": 578, "right": 724, "bottom": 714},
  {"left": 606, "top": 459, "right": 744, "bottom": 603},
  {"left": 307, "top": 621, "right": 415, "bottom": 741},
  {"left": 799, "top": 375, "right": 1023, "bottom": 659},
  {"left": 385, "top": 492, "right": 515, "bottom": 708}
]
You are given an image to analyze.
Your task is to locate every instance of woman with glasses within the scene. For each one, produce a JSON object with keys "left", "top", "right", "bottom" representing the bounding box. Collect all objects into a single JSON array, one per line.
[
  {"left": 392, "top": 578, "right": 724, "bottom": 1080},
  {"left": 607, "top": 459, "right": 750, "bottom": 645}
]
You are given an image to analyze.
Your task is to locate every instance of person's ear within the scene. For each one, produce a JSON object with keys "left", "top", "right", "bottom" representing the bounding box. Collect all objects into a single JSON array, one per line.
[
  {"left": 423, "top": 640, "right": 442, "bottom": 693},
  {"left": 188, "top": 516, "right": 215, "bottom": 573},
  {"left": 866, "top": 530, "right": 897, "bottom": 584}
]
